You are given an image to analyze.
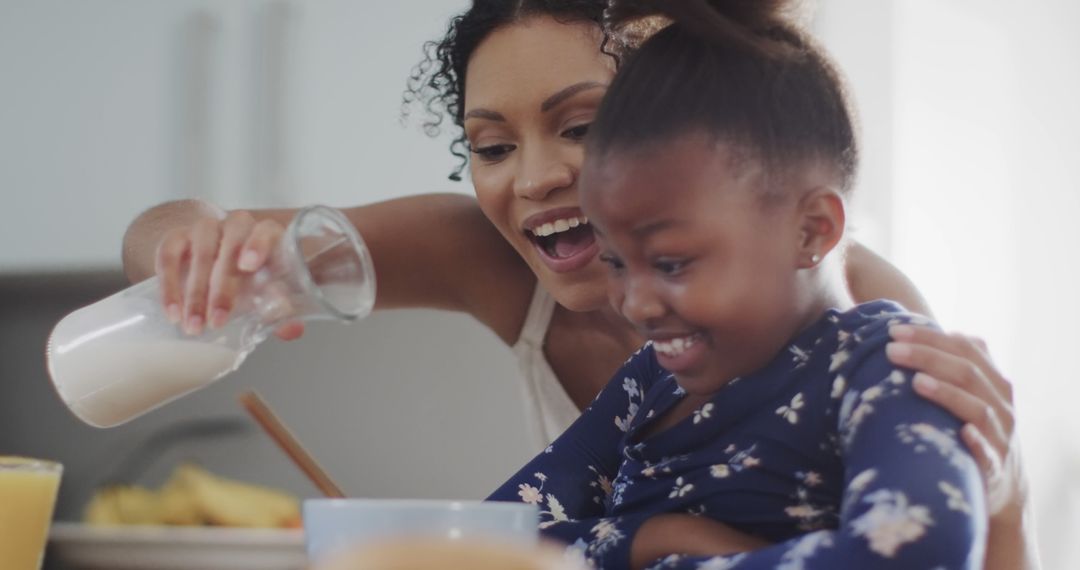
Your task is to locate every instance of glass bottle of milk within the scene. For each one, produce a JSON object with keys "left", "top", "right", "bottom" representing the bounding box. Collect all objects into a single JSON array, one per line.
[{"left": 46, "top": 205, "right": 376, "bottom": 428}]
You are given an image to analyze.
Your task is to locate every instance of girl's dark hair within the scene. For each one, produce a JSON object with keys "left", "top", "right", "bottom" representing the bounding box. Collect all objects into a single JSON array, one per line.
[
  {"left": 591, "top": 0, "right": 858, "bottom": 196},
  {"left": 403, "top": 0, "right": 610, "bottom": 181}
]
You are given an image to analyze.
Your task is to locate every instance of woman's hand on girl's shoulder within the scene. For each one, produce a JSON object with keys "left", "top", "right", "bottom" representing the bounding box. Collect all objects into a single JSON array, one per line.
[{"left": 884, "top": 325, "right": 1026, "bottom": 519}]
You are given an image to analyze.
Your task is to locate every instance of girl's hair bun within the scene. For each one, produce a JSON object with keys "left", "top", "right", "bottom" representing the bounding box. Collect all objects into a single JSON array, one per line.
[{"left": 605, "top": 0, "right": 806, "bottom": 56}]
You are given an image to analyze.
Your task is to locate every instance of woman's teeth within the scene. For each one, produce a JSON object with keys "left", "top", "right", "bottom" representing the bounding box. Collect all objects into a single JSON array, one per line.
[
  {"left": 529, "top": 216, "right": 588, "bottom": 237},
  {"left": 654, "top": 335, "right": 699, "bottom": 357}
]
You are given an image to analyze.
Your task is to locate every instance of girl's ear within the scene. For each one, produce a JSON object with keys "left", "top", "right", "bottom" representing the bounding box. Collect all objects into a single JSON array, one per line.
[{"left": 795, "top": 188, "right": 846, "bottom": 269}]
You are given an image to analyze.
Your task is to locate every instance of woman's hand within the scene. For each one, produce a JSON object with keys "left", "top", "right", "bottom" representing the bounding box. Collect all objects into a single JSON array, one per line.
[
  {"left": 887, "top": 326, "right": 1041, "bottom": 570},
  {"left": 886, "top": 326, "right": 1024, "bottom": 516},
  {"left": 155, "top": 210, "right": 304, "bottom": 340}
]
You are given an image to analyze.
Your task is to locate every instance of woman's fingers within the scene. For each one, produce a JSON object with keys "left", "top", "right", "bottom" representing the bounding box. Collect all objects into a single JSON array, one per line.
[
  {"left": 156, "top": 228, "right": 191, "bottom": 324},
  {"left": 182, "top": 218, "right": 223, "bottom": 335},
  {"left": 154, "top": 213, "right": 287, "bottom": 336},
  {"left": 207, "top": 212, "right": 256, "bottom": 328},
  {"left": 960, "top": 423, "right": 1009, "bottom": 514},
  {"left": 887, "top": 331, "right": 1014, "bottom": 435},
  {"left": 273, "top": 320, "right": 306, "bottom": 341},
  {"left": 892, "top": 325, "right": 1024, "bottom": 518},
  {"left": 890, "top": 325, "right": 1013, "bottom": 404},
  {"left": 911, "top": 372, "right": 1010, "bottom": 450},
  {"left": 238, "top": 219, "right": 284, "bottom": 273}
]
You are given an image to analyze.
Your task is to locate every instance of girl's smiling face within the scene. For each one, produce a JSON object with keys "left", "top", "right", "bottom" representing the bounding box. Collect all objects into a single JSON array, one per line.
[
  {"left": 581, "top": 134, "right": 821, "bottom": 395},
  {"left": 463, "top": 16, "right": 615, "bottom": 312}
]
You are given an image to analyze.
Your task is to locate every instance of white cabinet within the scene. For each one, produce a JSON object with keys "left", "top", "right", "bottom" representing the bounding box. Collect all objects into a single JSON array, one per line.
[{"left": 1, "top": 0, "right": 467, "bottom": 272}]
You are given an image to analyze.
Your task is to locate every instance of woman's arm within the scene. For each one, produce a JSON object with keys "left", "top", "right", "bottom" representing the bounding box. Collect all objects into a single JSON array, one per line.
[
  {"left": 845, "top": 242, "right": 933, "bottom": 317},
  {"left": 121, "top": 194, "right": 535, "bottom": 343}
]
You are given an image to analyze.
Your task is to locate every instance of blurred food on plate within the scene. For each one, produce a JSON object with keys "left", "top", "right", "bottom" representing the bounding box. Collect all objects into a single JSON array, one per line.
[{"left": 84, "top": 463, "right": 300, "bottom": 528}]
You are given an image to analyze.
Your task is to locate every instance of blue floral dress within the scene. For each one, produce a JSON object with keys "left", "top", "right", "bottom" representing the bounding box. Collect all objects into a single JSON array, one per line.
[{"left": 488, "top": 301, "right": 986, "bottom": 569}]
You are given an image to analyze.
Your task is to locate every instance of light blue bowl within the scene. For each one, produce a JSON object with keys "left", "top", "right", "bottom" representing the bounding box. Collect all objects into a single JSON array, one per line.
[{"left": 303, "top": 499, "right": 540, "bottom": 563}]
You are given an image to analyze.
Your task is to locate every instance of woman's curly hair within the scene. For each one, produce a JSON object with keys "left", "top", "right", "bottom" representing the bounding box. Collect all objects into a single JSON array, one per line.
[{"left": 402, "top": 0, "right": 611, "bottom": 181}]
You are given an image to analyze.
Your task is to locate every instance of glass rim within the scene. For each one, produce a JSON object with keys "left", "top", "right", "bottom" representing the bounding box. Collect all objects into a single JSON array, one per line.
[
  {"left": 0, "top": 455, "right": 63, "bottom": 473},
  {"left": 286, "top": 205, "right": 376, "bottom": 321}
]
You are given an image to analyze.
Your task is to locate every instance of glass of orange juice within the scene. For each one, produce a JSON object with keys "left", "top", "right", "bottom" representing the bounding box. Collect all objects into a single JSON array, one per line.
[{"left": 0, "top": 456, "right": 63, "bottom": 570}]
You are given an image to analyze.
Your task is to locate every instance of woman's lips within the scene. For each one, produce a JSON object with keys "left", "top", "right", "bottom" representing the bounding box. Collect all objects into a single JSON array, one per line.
[
  {"left": 524, "top": 213, "right": 598, "bottom": 273},
  {"left": 531, "top": 229, "right": 599, "bottom": 273}
]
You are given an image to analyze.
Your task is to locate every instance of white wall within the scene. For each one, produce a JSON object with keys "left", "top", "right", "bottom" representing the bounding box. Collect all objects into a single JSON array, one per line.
[
  {"left": 818, "top": 1, "right": 1080, "bottom": 566},
  {"left": 0, "top": 0, "right": 470, "bottom": 270}
]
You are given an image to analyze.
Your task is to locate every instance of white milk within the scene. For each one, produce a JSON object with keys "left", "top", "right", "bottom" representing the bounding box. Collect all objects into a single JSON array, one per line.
[{"left": 48, "top": 340, "right": 242, "bottom": 428}]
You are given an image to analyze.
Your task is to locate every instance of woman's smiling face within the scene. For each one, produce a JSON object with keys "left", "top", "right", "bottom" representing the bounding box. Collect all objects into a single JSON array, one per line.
[{"left": 463, "top": 16, "right": 615, "bottom": 312}]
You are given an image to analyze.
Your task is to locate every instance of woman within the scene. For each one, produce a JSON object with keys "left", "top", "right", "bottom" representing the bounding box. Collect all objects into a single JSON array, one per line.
[{"left": 120, "top": 2, "right": 1035, "bottom": 567}]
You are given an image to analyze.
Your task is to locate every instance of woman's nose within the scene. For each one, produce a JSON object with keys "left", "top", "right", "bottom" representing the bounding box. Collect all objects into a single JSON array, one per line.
[{"left": 512, "top": 144, "right": 574, "bottom": 201}]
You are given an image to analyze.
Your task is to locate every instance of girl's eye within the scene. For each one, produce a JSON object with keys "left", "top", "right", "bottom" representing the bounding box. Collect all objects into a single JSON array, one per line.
[
  {"left": 469, "top": 143, "right": 515, "bottom": 162},
  {"left": 598, "top": 252, "right": 625, "bottom": 272},
  {"left": 653, "top": 258, "right": 690, "bottom": 276},
  {"left": 561, "top": 123, "right": 590, "bottom": 141}
]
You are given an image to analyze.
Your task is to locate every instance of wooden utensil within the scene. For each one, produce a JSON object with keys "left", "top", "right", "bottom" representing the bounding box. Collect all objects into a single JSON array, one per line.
[{"left": 238, "top": 390, "right": 346, "bottom": 499}]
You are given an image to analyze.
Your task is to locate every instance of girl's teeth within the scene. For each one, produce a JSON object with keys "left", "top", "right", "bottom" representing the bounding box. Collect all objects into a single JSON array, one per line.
[{"left": 655, "top": 335, "right": 697, "bottom": 356}]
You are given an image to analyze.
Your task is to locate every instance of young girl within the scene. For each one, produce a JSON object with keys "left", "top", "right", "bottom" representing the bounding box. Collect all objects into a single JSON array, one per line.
[{"left": 487, "top": 1, "right": 985, "bottom": 568}]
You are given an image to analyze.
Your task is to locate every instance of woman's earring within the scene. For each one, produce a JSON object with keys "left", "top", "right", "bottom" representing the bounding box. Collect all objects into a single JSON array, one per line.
[{"left": 810, "top": 253, "right": 822, "bottom": 265}]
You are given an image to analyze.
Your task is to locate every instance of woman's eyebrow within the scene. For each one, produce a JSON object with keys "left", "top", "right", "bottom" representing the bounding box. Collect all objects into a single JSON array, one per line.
[
  {"left": 464, "top": 108, "right": 505, "bottom": 122},
  {"left": 540, "top": 81, "right": 606, "bottom": 113},
  {"left": 463, "top": 81, "right": 605, "bottom": 122}
]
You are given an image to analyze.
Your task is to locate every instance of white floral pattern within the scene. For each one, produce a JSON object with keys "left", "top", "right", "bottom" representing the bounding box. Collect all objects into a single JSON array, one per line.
[
  {"left": 790, "top": 344, "right": 813, "bottom": 369},
  {"left": 697, "top": 554, "right": 748, "bottom": 569},
  {"left": 939, "top": 481, "right": 973, "bottom": 515},
  {"left": 587, "top": 519, "right": 625, "bottom": 557},
  {"left": 849, "top": 489, "right": 934, "bottom": 557},
  {"left": 692, "top": 402, "right": 715, "bottom": 424},
  {"left": 777, "top": 531, "right": 834, "bottom": 570},
  {"left": 588, "top": 465, "right": 613, "bottom": 503},
  {"left": 669, "top": 476, "right": 695, "bottom": 499},
  {"left": 838, "top": 368, "right": 909, "bottom": 448},
  {"left": 518, "top": 483, "right": 542, "bottom": 504},
  {"left": 614, "top": 378, "right": 643, "bottom": 432},
  {"left": 830, "top": 375, "right": 846, "bottom": 399},
  {"left": 776, "top": 392, "right": 805, "bottom": 424},
  {"left": 897, "top": 423, "right": 973, "bottom": 471}
]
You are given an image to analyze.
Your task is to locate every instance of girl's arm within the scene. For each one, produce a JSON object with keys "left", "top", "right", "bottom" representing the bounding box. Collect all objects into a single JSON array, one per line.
[
  {"left": 121, "top": 194, "right": 535, "bottom": 343},
  {"left": 488, "top": 347, "right": 766, "bottom": 569},
  {"left": 887, "top": 325, "right": 1041, "bottom": 570},
  {"left": 627, "top": 316, "right": 987, "bottom": 569},
  {"left": 487, "top": 346, "right": 664, "bottom": 516}
]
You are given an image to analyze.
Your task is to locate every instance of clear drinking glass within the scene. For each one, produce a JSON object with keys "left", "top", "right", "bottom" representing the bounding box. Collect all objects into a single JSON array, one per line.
[
  {"left": 0, "top": 457, "right": 63, "bottom": 570},
  {"left": 46, "top": 205, "right": 376, "bottom": 428}
]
